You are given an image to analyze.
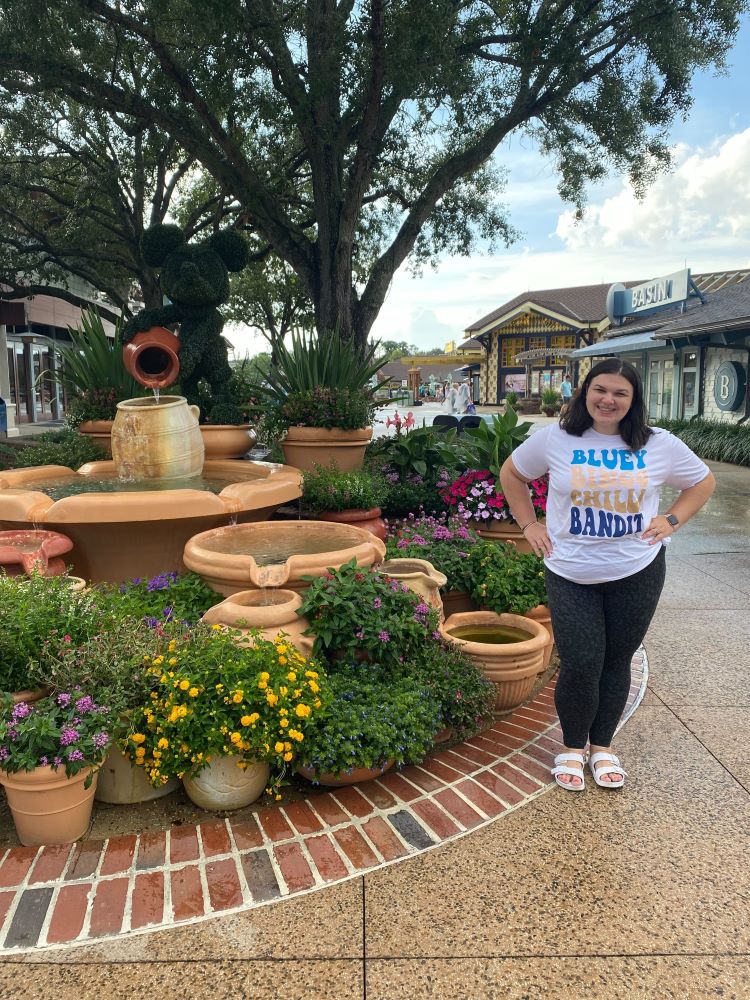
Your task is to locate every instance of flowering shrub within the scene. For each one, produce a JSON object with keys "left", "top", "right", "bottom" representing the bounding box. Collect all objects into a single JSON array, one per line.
[
  {"left": 302, "top": 464, "right": 387, "bottom": 513},
  {"left": 383, "top": 410, "right": 415, "bottom": 435},
  {"left": 65, "top": 387, "right": 120, "bottom": 426},
  {"left": 297, "top": 559, "right": 441, "bottom": 666},
  {"left": 440, "top": 469, "right": 547, "bottom": 524},
  {"left": 123, "top": 624, "right": 325, "bottom": 797},
  {"left": 468, "top": 541, "right": 547, "bottom": 614},
  {"left": 385, "top": 513, "right": 481, "bottom": 592},
  {"left": 282, "top": 386, "right": 376, "bottom": 431},
  {"left": 400, "top": 640, "right": 495, "bottom": 740},
  {"left": 297, "top": 664, "right": 440, "bottom": 778},
  {"left": 98, "top": 571, "right": 218, "bottom": 626},
  {"left": 0, "top": 691, "right": 111, "bottom": 781}
]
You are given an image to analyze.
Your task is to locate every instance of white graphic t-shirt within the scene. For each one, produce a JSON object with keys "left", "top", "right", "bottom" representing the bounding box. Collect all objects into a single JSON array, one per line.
[{"left": 511, "top": 425, "right": 710, "bottom": 584}]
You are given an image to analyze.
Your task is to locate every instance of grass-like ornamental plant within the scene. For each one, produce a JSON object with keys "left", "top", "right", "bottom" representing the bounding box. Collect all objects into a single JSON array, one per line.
[
  {"left": 386, "top": 513, "right": 481, "bottom": 593},
  {"left": 468, "top": 541, "right": 548, "bottom": 615},
  {"left": 296, "top": 664, "right": 440, "bottom": 778},
  {"left": 298, "top": 559, "right": 441, "bottom": 666},
  {"left": 123, "top": 624, "right": 325, "bottom": 796},
  {"left": 654, "top": 418, "right": 750, "bottom": 467},
  {"left": 0, "top": 691, "right": 111, "bottom": 781},
  {"left": 302, "top": 464, "right": 387, "bottom": 513}
]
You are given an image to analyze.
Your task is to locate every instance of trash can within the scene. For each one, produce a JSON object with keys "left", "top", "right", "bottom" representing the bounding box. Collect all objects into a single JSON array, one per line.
[{"left": 0, "top": 398, "right": 7, "bottom": 436}]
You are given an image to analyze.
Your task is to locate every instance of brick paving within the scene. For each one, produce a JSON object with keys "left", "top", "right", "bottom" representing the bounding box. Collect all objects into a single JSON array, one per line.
[{"left": 0, "top": 650, "right": 646, "bottom": 955}]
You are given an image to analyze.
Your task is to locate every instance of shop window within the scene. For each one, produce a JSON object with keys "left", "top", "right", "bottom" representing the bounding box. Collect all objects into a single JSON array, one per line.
[{"left": 501, "top": 337, "right": 525, "bottom": 367}]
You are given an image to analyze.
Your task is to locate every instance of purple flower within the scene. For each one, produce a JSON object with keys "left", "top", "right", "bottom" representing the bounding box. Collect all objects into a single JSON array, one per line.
[
  {"left": 39, "top": 756, "right": 48, "bottom": 766},
  {"left": 414, "top": 602, "right": 430, "bottom": 615},
  {"left": 145, "top": 616, "right": 159, "bottom": 628},
  {"left": 57, "top": 693, "right": 72, "bottom": 707},
  {"left": 432, "top": 631, "right": 442, "bottom": 640},
  {"left": 373, "top": 597, "right": 382, "bottom": 609},
  {"left": 355, "top": 629, "right": 365, "bottom": 640},
  {"left": 60, "top": 727, "right": 80, "bottom": 746},
  {"left": 11, "top": 702, "right": 31, "bottom": 719},
  {"left": 93, "top": 732, "right": 109, "bottom": 749},
  {"left": 53, "top": 756, "right": 63, "bottom": 768},
  {"left": 162, "top": 606, "right": 174, "bottom": 621},
  {"left": 67, "top": 749, "right": 85, "bottom": 762},
  {"left": 75, "top": 695, "right": 95, "bottom": 714},
  {"left": 378, "top": 630, "right": 391, "bottom": 643},
  {"left": 0, "top": 747, "right": 9, "bottom": 762}
]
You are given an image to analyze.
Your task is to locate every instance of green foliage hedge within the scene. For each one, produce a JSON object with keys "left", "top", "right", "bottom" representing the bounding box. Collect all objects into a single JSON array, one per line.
[{"left": 654, "top": 418, "right": 750, "bottom": 467}]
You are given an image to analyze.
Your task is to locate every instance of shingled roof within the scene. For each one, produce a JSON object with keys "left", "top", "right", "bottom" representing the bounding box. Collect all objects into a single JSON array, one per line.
[{"left": 465, "top": 282, "right": 631, "bottom": 333}]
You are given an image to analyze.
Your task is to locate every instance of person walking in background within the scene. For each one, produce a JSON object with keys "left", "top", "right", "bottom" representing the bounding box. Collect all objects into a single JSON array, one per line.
[
  {"left": 499, "top": 358, "right": 715, "bottom": 792},
  {"left": 456, "top": 380, "right": 472, "bottom": 414},
  {"left": 444, "top": 382, "right": 459, "bottom": 413},
  {"left": 560, "top": 373, "right": 573, "bottom": 407}
]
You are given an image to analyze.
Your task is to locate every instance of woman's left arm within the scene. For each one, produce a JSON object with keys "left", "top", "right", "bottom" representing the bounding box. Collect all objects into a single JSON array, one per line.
[{"left": 642, "top": 472, "right": 717, "bottom": 545}]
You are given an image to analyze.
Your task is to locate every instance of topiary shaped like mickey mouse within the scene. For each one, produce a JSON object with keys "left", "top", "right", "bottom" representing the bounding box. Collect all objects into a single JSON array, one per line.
[{"left": 124, "top": 223, "right": 249, "bottom": 424}]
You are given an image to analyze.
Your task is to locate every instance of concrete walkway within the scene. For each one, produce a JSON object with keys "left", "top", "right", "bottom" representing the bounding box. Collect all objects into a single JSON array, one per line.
[{"left": 0, "top": 460, "right": 748, "bottom": 998}]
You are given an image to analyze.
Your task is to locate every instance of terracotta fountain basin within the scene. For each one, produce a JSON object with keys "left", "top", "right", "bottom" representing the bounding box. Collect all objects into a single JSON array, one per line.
[
  {"left": 0, "top": 529, "right": 73, "bottom": 577},
  {"left": 0, "top": 460, "right": 302, "bottom": 583},
  {"left": 183, "top": 519, "right": 386, "bottom": 596}
]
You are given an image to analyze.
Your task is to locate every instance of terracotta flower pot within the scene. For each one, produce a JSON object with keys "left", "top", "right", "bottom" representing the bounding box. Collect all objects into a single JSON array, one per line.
[
  {"left": 122, "top": 326, "right": 180, "bottom": 390},
  {"left": 378, "top": 557, "right": 447, "bottom": 620},
  {"left": 440, "top": 590, "right": 480, "bottom": 617},
  {"left": 10, "top": 688, "right": 48, "bottom": 706},
  {"left": 316, "top": 507, "right": 387, "bottom": 541},
  {"left": 200, "top": 424, "right": 257, "bottom": 460},
  {"left": 440, "top": 610, "right": 548, "bottom": 714},
  {"left": 78, "top": 419, "right": 114, "bottom": 457},
  {"left": 472, "top": 518, "right": 543, "bottom": 554},
  {"left": 524, "top": 604, "right": 555, "bottom": 668},
  {"left": 201, "top": 588, "right": 313, "bottom": 655},
  {"left": 281, "top": 426, "right": 372, "bottom": 472},
  {"left": 95, "top": 749, "right": 179, "bottom": 804},
  {"left": 0, "top": 528, "right": 73, "bottom": 577},
  {"left": 297, "top": 760, "right": 394, "bottom": 787},
  {"left": 182, "top": 756, "right": 270, "bottom": 810},
  {"left": 0, "top": 765, "right": 98, "bottom": 846}
]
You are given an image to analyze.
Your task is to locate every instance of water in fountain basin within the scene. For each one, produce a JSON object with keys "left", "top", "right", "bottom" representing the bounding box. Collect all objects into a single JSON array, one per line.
[
  {"left": 25, "top": 473, "right": 242, "bottom": 501},
  {"left": 199, "top": 524, "right": 368, "bottom": 565}
]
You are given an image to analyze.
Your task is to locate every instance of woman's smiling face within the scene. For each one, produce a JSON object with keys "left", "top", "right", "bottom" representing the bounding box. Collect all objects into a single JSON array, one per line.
[{"left": 585, "top": 373, "right": 634, "bottom": 433}]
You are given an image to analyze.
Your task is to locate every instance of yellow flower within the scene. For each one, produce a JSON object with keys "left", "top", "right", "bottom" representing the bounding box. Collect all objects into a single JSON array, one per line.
[
  {"left": 266, "top": 691, "right": 278, "bottom": 707},
  {"left": 313, "top": 699, "right": 321, "bottom": 709},
  {"left": 215, "top": 683, "right": 224, "bottom": 690},
  {"left": 260, "top": 672, "right": 270, "bottom": 682},
  {"left": 275, "top": 794, "right": 282, "bottom": 801},
  {"left": 274, "top": 741, "right": 285, "bottom": 753},
  {"left": 276, "top": 644, "right": 287, "bottom": 655},
  {"left": 157, "top": 738, "right": 169, "bottom": 749},
  {"left": 131, "top": 733, "right": 146, "bottom": 744},
  {"left": 232, "top": 691, "right": 243, "bottom": 704},
  {"left": 278, "top": 656, "right": 287, "bottom": 665},
  {"left": 180, "top": 743, "right": 189, "bottom": 753},
  {"left": 248, "top": 712, "right": 260, "bottom": 724},
  {"left": 279, "top": 708, "right": 288, "bottom": 717},
  {"left": 279, "top": 686, "right": 288, "bottom": 696},
  {"left": 177, "top": 705, "right": 188, "bottom": 718},
  {"left": 279, "top": 718, "right": 289, "bottom": 728},
  {"left": 169, "top": 657, "right": 178, "bottom": 666},
  {"left": 179, "top": 679, "right": 190, "bottom": 691},
  {"left": 286, "top": 671, "right": 297, "bottom": 682},
  {"left": 284, "top": 741, "right": 291, "bottom": 751},
  {"left": 295, "top": 704, "right": 311, "bottom": 718},
  {"left": 283, "top": 752, "right": 293, "bottom": 762},
  {"left": 153, "top": 750, "right": 162, "bottom": 759},
  {"left": 167, "top": 641, "right": 176, "bottom": 652},
  {"left": 220, "top": 725, "right": 229, "bottom": 735},
  {"left": 135, "top": 746, "right": 146, "bottom": 757},
  {"left": 189, "top": 687, "right": 199, "bottom": 698},
  {"left": 305, "top": 670, "right": 318, "bottom": 679},
  {"left": 153, "top": 656, "right": 164, "bottom": 666},
  {"left": 211, "top": 623, "right": 222, "bottom": 630},
  {"left": 293, "top": 732, "right": 304, "bottom": 742},
  {"left": 308, "top": 680, "right": 320, "bottom": 694},
  {"left": 240, "top": 715, "right": 253, "bottom": 726},
  {"left": 293, "top": 689, "right": 302, "bottom": 698},
  {"left": 230, "top": 732, "right": 242, "bottom": 744},
  {"left": 257, "top": 680, "right": 268, "bottom": 690}
]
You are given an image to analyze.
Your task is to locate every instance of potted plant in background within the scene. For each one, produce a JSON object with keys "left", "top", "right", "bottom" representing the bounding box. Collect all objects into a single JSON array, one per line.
[
  {"left": 0, "top": 690, "right": 111, "bottom": 845},
  {"left": 123, "top": 623, "right": 325, "bottom": 807},
  {"left": 250, "top": 328, "right": 387, "bottom": 471},
  {"left": 468, "top": 541, "right": 554, "bottom": 666},
  {"left": 367, "top": 424, "right": 459, "bottom": 519},
  {"left": 195, "top": 356, "right": 258, "bottom": 459},
  {"left": 540, "top": 387, "right": 561, "bottom": 417},
  {"left": 301, "top": 464, "right": 388, "bottom": 539},
  {"left": 439, "top": 468, "right": 548, "bottom": 552},
  {"left": 504, "top": 391, "right": 518, "bottom": 411},
  {"left": 40, "top": 308, "right": 147, "bottom": 455}
]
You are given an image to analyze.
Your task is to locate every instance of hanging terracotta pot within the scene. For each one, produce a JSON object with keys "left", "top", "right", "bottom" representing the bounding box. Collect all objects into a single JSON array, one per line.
[
  {"left": 182, "top": 756, "right": 270, "bottom": 810},
  {"left": 201, "top": 588, "right": 313, "bottom": 656},
  {"left": 0, "top": 765, "right": 98, "bottom": 847},
  {"left": 316, "top": 507, "right": 387, "bottom": 541},
  {"left": 122, "top": 326, "right": 180, "bottom": 390},
  {"left": 296, "top": 759, "right": 394, "bottom": 787},
  {"left": 440, "top": 610, "right": 548, "bottom": 713},
  {"left": 200, "top": 424, "right": 257, "bottom": 460},
  {"left": 281, "top": 427, "right": 372, "bottom": 472},
  {"left": 378, "top": 557, "right": 447, "bottom": 619}
]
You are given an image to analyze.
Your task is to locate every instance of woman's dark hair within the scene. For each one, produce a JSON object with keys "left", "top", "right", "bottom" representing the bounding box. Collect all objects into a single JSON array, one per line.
[{"left": 559, "top": 357, "right": 653, "bottom": 450}]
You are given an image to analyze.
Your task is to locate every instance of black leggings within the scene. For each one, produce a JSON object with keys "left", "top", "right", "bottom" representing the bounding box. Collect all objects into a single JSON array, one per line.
[{"left": 544, "top": 547, "right": 666, "bottom": 749}]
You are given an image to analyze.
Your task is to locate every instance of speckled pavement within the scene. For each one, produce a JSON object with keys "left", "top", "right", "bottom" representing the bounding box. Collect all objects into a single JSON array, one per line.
[{"left": 0, "top": 459, "right": 747, "bottom": 999}]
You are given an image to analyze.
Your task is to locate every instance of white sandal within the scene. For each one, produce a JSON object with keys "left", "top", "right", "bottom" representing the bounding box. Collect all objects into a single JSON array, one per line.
[
  {"left": 589, "top": 751, "right": 627, "bottom": 788},
  {"left": 551, "top": 752, "right": 586, "bottom": 791}
]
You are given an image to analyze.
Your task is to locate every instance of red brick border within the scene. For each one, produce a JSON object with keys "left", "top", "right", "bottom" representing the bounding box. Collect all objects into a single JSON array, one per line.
[{"left": 0, "top": 650, "right": 647, "bottom": 954}]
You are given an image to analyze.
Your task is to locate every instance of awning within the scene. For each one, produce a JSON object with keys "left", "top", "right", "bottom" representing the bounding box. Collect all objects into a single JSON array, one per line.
[{"left": 569, "top": 331, "right": 666, "bottom": 359}]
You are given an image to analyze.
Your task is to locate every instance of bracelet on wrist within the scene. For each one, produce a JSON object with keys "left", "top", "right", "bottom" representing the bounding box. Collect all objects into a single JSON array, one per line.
[{"left": 519, "top": 520, "right": 536, "bottom": 533}]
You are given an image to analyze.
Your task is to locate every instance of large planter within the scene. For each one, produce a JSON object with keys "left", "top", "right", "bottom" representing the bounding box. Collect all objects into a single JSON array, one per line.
[
  {"left": 281, "top": 426, "right": 372, "bottom": 472},
  {"left": 0, "top": 765, "right": 98, "bottom": 846},
  {"left": 201, "top": 588, "right": 313, "bottom": 656},
  {"left": 78, "top": 420, "right": 114, "bottom": 458},
  {"left": 182, "top": 756, "right": 270, "bottom": 810},
  {"left": 440, "top": 610, "right": 548, "bottom": 714},
  {"left": 10, "top": 688, "right": 48, "bottom": 706},
  {"left": 524, "top": 604, "right": 555, "bottom": 668},
  {"left": 316, "top": 507, "right": 387, "bottom": 541},
  {"left": 441, "top": 590, "right": 480, "bottom": 617},
  {"left": 379, "top": 558, "right": 447, "bottom": 620},
  {"left": 200, "top": 424, "right": 257, "bottom": 460},
  {"left": 297, "top": 760, "right": 394, "bottom": 787},
  {"left": 472, "top": 518, "right": 540, "bottom": 554},
  {"left": 95, "top": 749, "right": 179, "bottom": 804}
]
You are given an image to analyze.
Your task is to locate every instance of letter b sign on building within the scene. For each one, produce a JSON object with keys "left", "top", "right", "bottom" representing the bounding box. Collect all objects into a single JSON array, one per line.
[{"left": 713, "top": 361, "right": 746, "bottom": 412}]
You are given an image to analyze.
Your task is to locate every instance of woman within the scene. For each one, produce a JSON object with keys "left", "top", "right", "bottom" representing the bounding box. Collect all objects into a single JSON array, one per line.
[
  {"left": 456, "top": 381, "right": 472, "bottom": 414},
  {"left": 499, "top": 358, "right": 715, "bottom": 791}
]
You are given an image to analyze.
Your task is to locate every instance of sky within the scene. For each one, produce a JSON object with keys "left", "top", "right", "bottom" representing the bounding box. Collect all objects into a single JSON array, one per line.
[{"left": 229, "top": 15, "right": 750, "bottom": 357}]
